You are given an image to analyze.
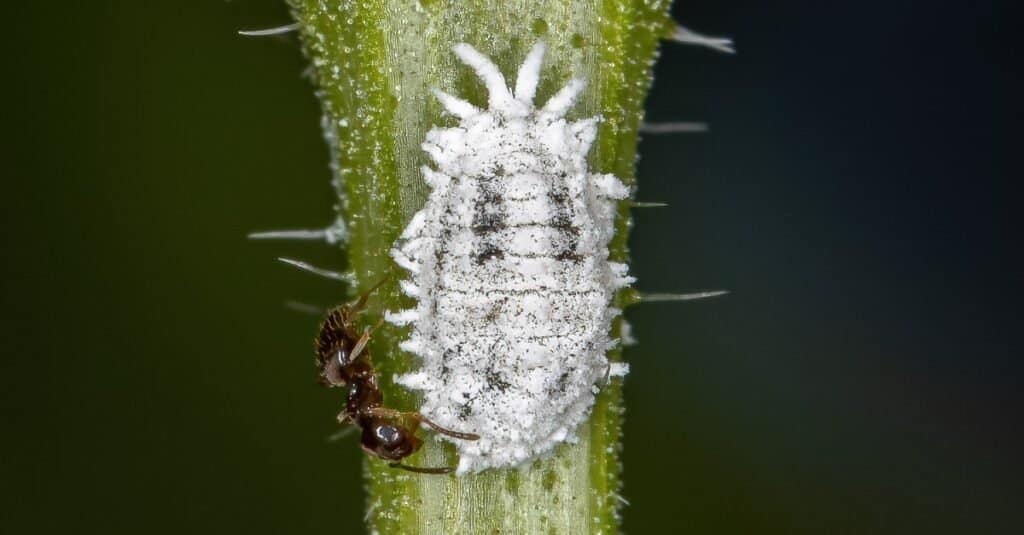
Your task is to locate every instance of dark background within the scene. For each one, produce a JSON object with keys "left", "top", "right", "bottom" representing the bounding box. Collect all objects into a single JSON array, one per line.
[{"left": 2, "top": 1, "right": 1020, "bottom": 533}]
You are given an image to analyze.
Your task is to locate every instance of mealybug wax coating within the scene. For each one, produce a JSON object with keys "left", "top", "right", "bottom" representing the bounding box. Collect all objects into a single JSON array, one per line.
[
  {"left": 388, "top": 41, "right": 634, "bottom": 474},
  {"left": 316, "top": 279, "right": 479, "bottom": 474}
]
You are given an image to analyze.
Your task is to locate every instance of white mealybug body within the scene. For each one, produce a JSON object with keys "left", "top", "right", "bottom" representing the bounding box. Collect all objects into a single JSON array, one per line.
[{"left": 387, "top": 42, "right": 633, "bottom": 474}]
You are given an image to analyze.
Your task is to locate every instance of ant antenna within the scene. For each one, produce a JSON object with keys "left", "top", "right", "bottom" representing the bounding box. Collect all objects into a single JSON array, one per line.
[{"left": 418, "top": 416, "right": 480, "bottom": 441}]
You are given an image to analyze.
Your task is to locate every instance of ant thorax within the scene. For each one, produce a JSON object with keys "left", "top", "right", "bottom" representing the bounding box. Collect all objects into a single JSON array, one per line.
[{"left": 388, "top": 41, "right": 632, "bottom": 474}]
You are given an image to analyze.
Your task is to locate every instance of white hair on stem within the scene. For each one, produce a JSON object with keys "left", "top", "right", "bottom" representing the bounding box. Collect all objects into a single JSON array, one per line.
[
  {"left": 639, "top": 290, "right": 729, "bottom": 302},
  {"left": 277, "top": 257, "right": 352, "bottom": 283},
  {"left": 639, "top": 121, "right": 709, "bottom": 134},
  {"left": 238, "top": 22, "right": 301, "bottom": 37},
  {"left": 668, "top": 24, "right": 735, "bottom": 54},
  {"left": 248, "top": 217, "right": 348, "bottom": 244}
]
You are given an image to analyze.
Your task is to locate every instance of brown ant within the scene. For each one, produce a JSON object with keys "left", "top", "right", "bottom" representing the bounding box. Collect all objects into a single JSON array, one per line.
[{"left": 316, "top": 278, "right": 479, "bottom": 474}]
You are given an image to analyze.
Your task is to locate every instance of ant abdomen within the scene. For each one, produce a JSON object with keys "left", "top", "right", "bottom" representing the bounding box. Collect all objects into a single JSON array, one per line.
[
  {"left": 360, "top": 420, "right": 422, "bottom": 461},
  {"left": 316, "top": 306, "right": 357, "bottom": 387}
]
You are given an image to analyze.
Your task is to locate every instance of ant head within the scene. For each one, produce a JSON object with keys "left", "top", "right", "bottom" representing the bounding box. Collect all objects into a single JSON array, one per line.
[{"left": 362, "top": 422, "right": 422, "bottom": 461}]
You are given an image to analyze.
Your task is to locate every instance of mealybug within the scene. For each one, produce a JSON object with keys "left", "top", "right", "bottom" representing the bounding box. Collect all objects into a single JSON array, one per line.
[{"left": 388, "top": 42, "right": 633, "bottom": 474}]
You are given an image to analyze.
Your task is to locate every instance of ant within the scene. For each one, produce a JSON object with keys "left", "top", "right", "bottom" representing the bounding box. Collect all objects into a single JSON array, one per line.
[{"left": 316, "top": 277, "right": 479, "bottom": 474}]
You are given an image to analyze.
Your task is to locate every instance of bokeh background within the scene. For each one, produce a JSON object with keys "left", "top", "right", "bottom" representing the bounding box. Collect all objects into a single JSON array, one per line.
[{"left": 2, "top": 1, "right": 1020, "bottom": 533}]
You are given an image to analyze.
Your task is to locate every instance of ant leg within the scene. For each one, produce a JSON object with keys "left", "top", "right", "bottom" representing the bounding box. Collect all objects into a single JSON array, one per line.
[
  {"left": 349, "top": 276, "right": 392, "bottom": 315},
  {"left": 388, "top": 462, "right": 455, "bottom": 475},
  {"left": 363, "top": 407, "right": 405, "bottom": 419},
  {"left": 326, "top": 425, "right": 357, "bottom": 443},
  {"left": 347, "top": 318, "right": 385, "bottom": 362},
  {"left": 365, "top": 408, "right": 480, "bottom": 441}
]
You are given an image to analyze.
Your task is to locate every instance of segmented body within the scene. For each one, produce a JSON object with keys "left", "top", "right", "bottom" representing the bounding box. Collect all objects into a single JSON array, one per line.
[{"left": 388, "top": 42, "right": 632, "bottom": 474}]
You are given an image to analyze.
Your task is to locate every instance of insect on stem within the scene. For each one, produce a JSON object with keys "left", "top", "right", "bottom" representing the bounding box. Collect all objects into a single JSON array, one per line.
[
  {"left": 387, "top": 41, "right": 637, "bottom": 474},
  {"left": 316, "top": 282, "right": 477, "bottom": 474}
]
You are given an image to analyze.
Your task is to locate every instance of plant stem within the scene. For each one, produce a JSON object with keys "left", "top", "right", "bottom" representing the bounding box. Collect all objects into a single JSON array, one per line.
[{"left": 286, "top": 1, "right": 672, "bottom": 532}]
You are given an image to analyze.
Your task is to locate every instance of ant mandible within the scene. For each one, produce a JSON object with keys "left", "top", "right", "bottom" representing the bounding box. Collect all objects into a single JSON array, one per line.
[{"left": 316, "top": 277, "right": 479, "bottom": 474}]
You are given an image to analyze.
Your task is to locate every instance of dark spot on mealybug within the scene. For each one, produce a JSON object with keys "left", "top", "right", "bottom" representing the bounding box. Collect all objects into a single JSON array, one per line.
[
  {"left": 554, "top": 250, "right": 582, "bottom": 262},
  {"left": 486, "top": 368, "right": 512, "bottom": 393},
  {"left": 549, "top": 371, "right": 571, "bottom": 395},
  {"left": 474, "top": 241, "right": 505, "bottom": 264}
]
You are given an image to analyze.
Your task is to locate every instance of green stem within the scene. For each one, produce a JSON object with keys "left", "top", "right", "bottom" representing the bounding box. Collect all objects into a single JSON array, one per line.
[{"left": 286, "top": 1, "right": 672, "bottom": 532}]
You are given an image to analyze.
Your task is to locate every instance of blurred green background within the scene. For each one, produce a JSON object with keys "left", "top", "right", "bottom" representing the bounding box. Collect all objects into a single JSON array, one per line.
[{"left": 2, "top": 1, "right": 1019, "bottom": 533}]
